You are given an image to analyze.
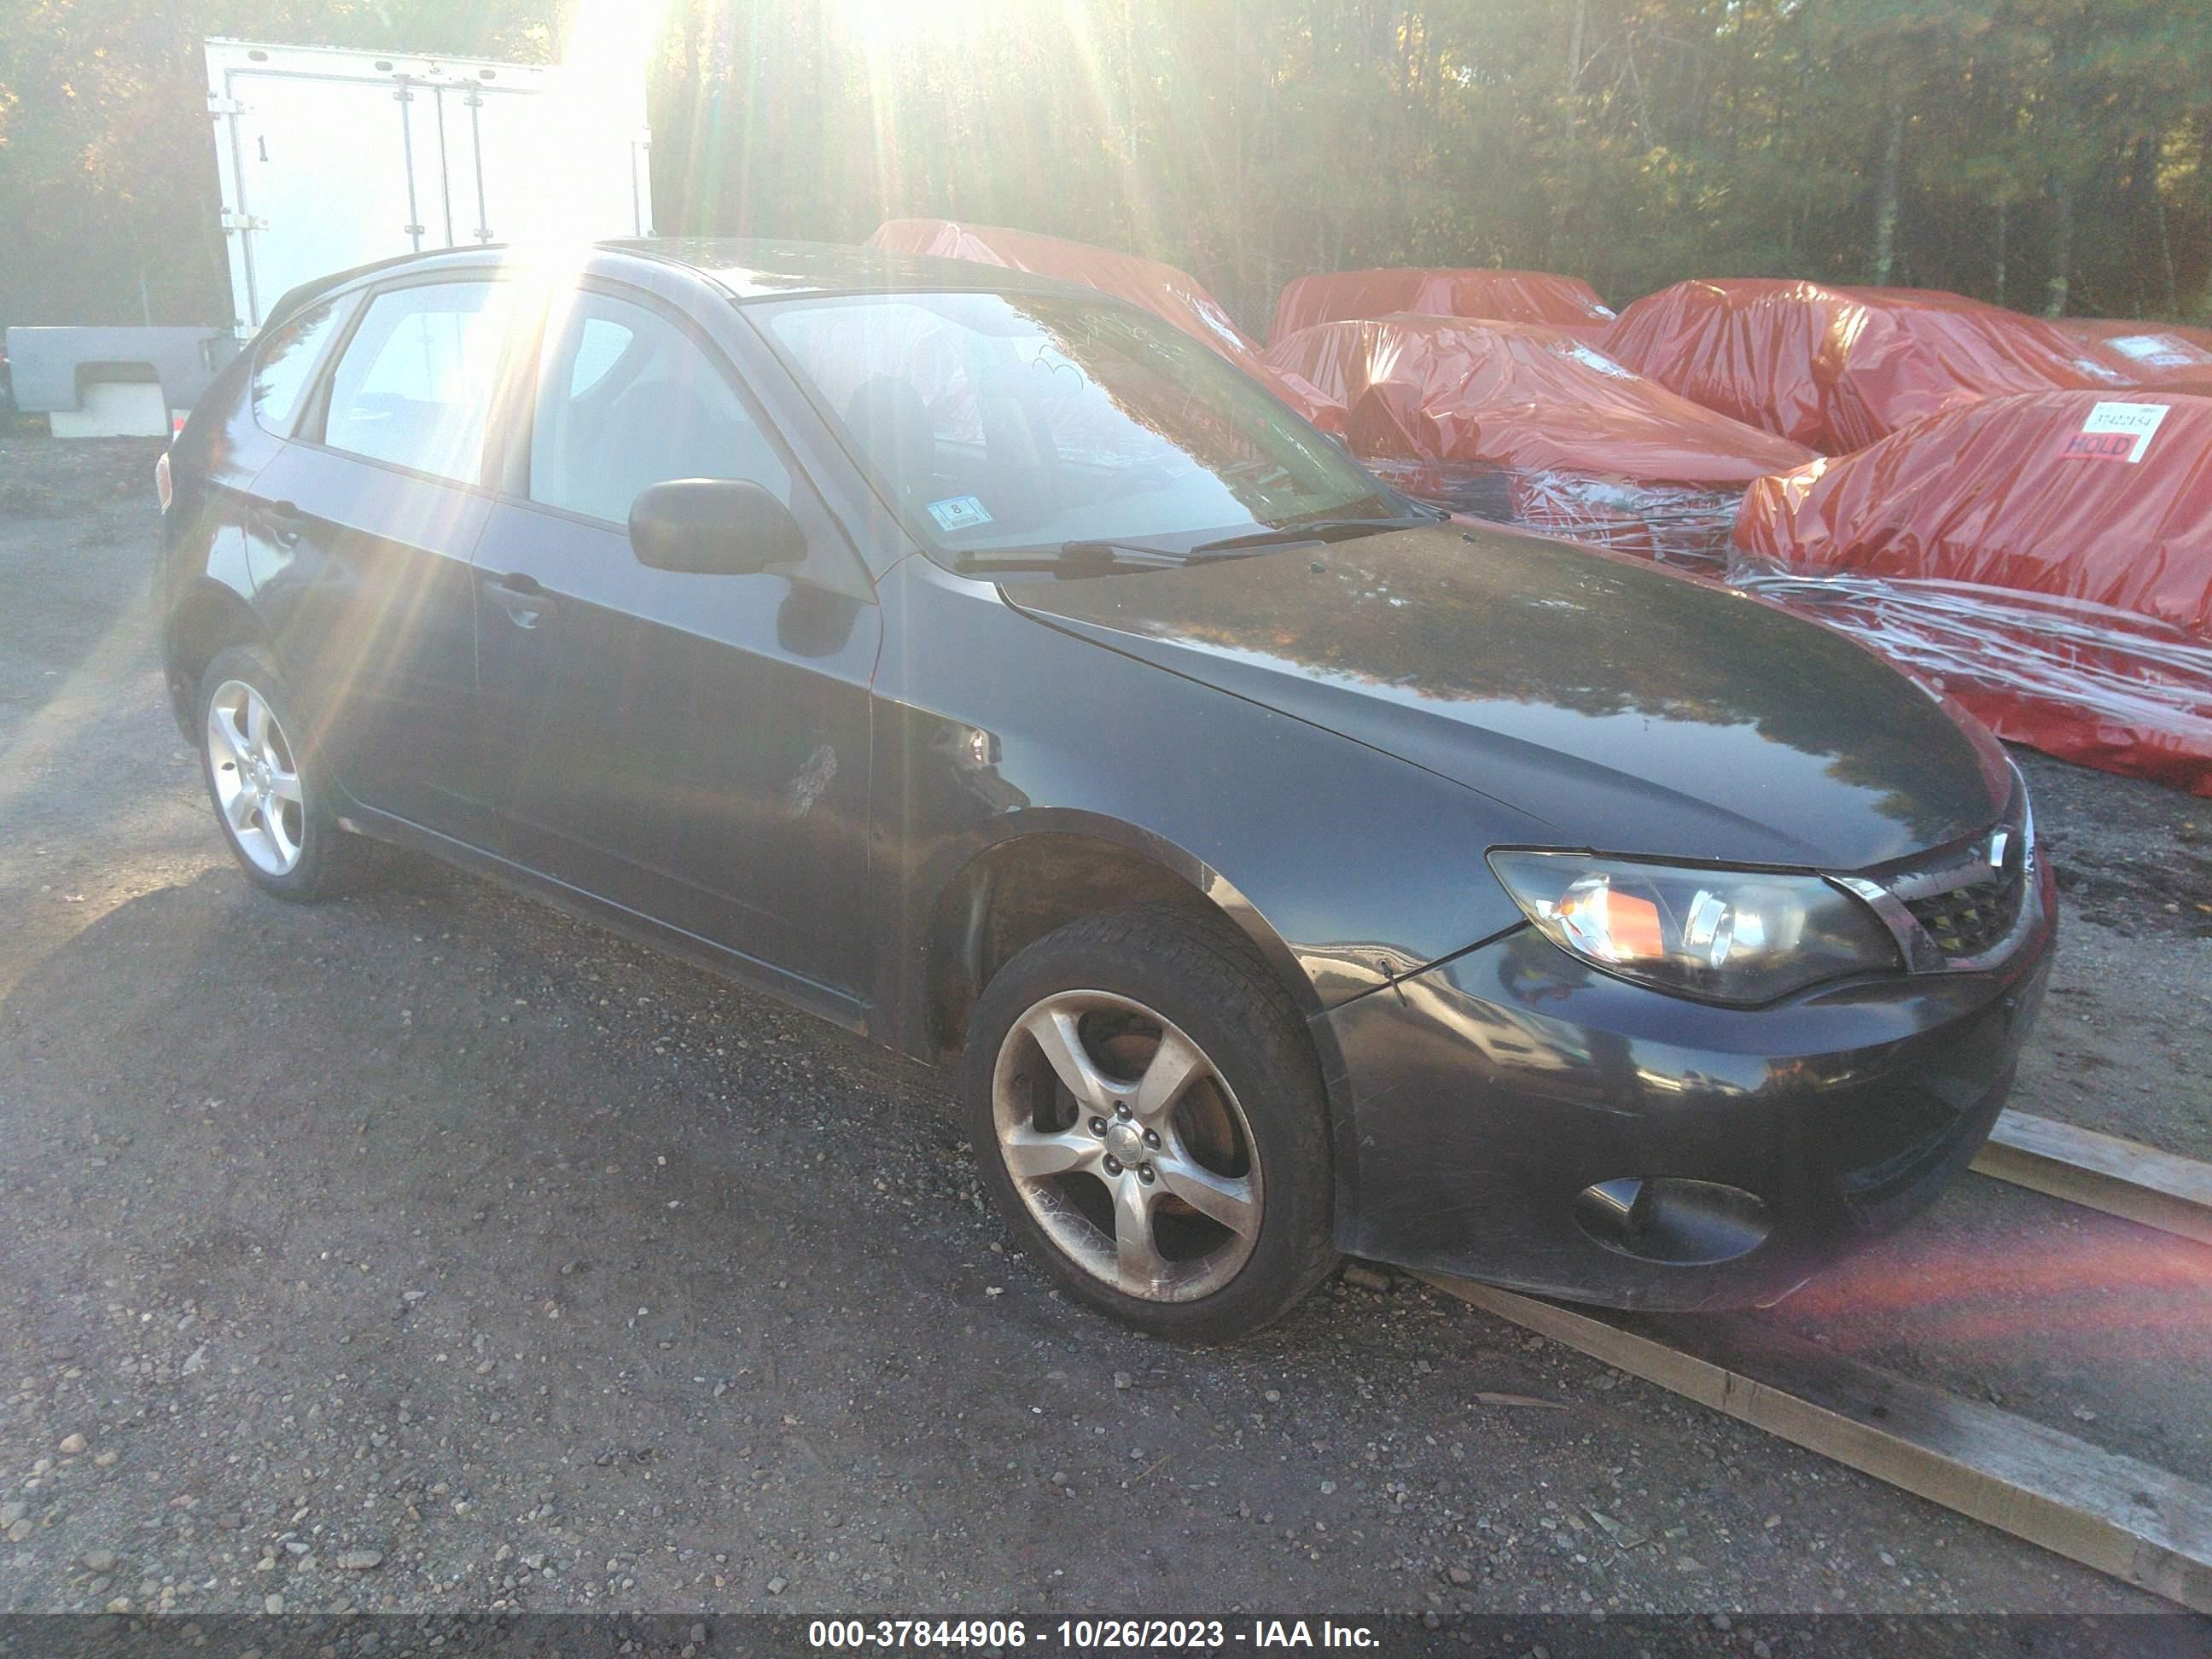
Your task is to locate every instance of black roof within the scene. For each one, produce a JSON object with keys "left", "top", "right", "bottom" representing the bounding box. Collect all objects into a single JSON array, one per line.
[
  {"left": 261, "top": 237, "right": 1099, "bottom": 333},
  {"left": 606, "top": 236, "right": 1090, "bottom": 301}
]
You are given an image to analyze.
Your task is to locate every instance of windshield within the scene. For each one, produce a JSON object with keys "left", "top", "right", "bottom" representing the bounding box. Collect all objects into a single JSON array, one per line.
[{"left": 754, "top": 289, "right": 1401, "bottom": 566}]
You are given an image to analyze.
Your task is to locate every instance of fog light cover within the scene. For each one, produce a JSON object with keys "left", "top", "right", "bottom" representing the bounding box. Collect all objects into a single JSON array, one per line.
[{"left": 1573, "top": 1177, "right": 1771, "bottom": 1266}]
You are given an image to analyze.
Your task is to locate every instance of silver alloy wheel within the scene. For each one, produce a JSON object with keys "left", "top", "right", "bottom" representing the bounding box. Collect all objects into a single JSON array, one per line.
[
  {"left": 991, "top": 990, "right": 1264, "bottom": 1302},
  {"left": 205, "top": 678, "right": 306, "bottom": 876}
]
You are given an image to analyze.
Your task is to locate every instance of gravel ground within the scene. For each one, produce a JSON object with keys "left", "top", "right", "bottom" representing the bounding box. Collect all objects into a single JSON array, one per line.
[
  {"left": 2005, "top": 752, "right": 2212, "bottom": 1161},
  {"left": 0, "top": 435, "right": 2203, "bottom": 1621}
]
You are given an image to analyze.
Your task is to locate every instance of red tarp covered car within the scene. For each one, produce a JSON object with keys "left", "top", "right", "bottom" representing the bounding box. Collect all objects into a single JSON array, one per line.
[
  {"left": 1262, "top": 314, "right": 1814, "bottom": 564},
  {"left": 1267, "top": 267, "right": 1616, "bottom": 346},
  {"left": 866, "top": 218, "right": 1332, "bottom": 421},
  {"left": 1732, "top": 388, "right": 2212, "bottom": 794},
  {"left": 1602, "top": 279, "right": 2135, "bottom": 454}
]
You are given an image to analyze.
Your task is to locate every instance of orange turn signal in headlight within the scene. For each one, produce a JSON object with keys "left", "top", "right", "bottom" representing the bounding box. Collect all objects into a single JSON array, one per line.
[
  {"left": 1555, "top": 882, "right": 1664, "bottom": 961},
  {"left": 1487, "top": 851, "right": 1902, "bottom": 1006}
]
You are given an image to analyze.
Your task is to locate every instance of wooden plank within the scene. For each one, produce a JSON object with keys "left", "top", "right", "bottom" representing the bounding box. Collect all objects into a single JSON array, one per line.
[
  {"left": 1421, "top": 1274, "right": 2212, "bottom": 1613},
  {"left": 1972, "top": 1109, "right": 2212, "bottom": 1249}
]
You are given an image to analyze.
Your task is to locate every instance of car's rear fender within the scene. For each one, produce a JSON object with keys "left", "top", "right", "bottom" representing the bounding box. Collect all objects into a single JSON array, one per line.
[{"left": 158, "top": 332, "right": 282, "bottom": 719}]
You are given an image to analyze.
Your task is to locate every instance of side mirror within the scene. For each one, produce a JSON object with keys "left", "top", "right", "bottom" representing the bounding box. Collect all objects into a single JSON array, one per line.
[{"left": 628, "top": 479, "right": 806, "bottom": 576}]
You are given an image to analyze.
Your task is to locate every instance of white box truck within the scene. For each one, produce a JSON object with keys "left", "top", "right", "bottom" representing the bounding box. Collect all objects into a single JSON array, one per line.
[{"left": 9, "top": 37, "right": 654, "bottom": 437}]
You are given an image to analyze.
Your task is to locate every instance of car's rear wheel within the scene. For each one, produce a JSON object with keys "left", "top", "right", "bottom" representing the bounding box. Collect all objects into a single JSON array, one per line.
[
  {"left": 963, "top": 905, "right": 1337, "bottom": 1341},
  {"left": 196, "top": 644, "right": 383, "bottom": 901}
]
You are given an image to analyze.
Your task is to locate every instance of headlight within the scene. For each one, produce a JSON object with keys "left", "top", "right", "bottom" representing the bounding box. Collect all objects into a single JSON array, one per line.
[{"left": 1487, "top": 851, "right": 1901, "bottom": 1006}]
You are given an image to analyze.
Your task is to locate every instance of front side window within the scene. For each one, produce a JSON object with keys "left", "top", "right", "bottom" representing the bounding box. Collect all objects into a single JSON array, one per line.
[
  {"left": 323, "top": 281, "right": 514, "bottom": 483},
  {"left": 758, "top": 290, "right": 1395, "bottom": 565},
  {"left": 252, "top": 295, "right": 353, "bottom": 436},
  {"left": 529, "top": 291, "right": 791, "bottom": 526}
]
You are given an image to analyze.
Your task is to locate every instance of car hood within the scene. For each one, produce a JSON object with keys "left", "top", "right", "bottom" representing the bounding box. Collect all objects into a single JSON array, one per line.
[{"left": 1005, "top": 522, "right": 2010, "bottom": 870}]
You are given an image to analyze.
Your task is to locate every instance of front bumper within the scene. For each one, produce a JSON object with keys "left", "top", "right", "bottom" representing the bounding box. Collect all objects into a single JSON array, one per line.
[{"left": 1318, "top": 858, "right": 2055, "bottom": 1310}]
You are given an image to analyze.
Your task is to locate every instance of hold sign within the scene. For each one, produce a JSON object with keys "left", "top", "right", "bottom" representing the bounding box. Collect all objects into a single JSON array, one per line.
[{"left": 2059, "top": 401, "right": 2169, "bottom": 464}]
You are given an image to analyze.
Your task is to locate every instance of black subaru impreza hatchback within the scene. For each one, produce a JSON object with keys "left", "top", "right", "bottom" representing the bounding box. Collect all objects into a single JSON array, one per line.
[{"left": 156, "top": 240, "right": 2052, "bottom": 1340}]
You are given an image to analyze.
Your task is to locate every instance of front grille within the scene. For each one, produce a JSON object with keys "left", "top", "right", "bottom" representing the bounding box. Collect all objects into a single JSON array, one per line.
[
  {"left": 1879, "top": 795, "right": 2033, "bottom": 966},
  {"left": 1903, "top": 873, "right": 2024, "bottom": 959}
]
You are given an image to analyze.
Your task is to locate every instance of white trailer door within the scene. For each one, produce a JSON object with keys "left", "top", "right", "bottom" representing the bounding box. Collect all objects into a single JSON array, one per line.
[
  {"left": 208, "top": 45, "right": 448, "bottom": 331},
  {"left": 207, "top": 39, "right": 652, "bottom": 334},
  {"left": 443, "top": 79, "right": 652, "bottom": 248}
]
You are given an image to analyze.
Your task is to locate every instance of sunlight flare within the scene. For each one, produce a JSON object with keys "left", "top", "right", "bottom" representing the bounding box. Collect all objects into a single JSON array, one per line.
[{"left": 501, "top": 0, "right": 672, "bottom": 258}]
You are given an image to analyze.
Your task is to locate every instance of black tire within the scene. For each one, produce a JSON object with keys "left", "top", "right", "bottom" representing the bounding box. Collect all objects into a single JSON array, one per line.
[
  {"left": 963, "top": 903, "right": 1338, "bottom": 1342},
  {"left": 195, "top": 643, "right": 385, "bottom": 901}
]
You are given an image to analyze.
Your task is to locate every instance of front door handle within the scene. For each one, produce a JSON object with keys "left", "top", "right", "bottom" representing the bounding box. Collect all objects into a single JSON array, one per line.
[
  {"left": 484, "top": 573, "right": 554, "bottom": 629},
  {"left": 255, "top": 499, "right": 306, "bottom": 547}
]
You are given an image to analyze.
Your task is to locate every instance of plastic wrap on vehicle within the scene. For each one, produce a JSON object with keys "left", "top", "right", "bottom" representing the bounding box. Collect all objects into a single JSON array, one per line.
[
  {"left": 1731, "top": 389, "right": 2212, "bottom": 794},
  {"left": 1361, "top": 459, "right": 1754, "bottom": 564},
  {"left": 1264, "top": 314, "right": 1814, "bottom": 565},
  {"left": 1513, "top": 474, "right": 1763, "bottom": 564},
  {"left": 1267, "top": 267, "right": 1615, "bottom": 345},
  {"left": 1602, "top": 279, "right": 2138, "bottom": 454},
  {"left": 865, "top": 218, "right": 1333, "bottom": 422}
]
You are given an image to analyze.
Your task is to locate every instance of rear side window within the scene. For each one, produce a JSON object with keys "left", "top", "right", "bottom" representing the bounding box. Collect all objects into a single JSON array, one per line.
[
  {"left": 322, "top": 282, "right": 514, "bottom": 483},
  {"left": 251, "top": 296, "right": 353, "bottom": 436},
  {"left": 527, "top": 290, "right": 790, "bottom": 526}
]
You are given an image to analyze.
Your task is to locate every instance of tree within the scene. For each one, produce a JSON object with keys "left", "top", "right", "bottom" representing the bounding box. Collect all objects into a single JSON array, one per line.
[{"left": 3, "top": 0, "right": 2208, "bottom": 334}]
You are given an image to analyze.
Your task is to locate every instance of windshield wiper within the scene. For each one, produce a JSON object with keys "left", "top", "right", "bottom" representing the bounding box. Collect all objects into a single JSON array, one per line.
[
  {"left": 952, "top": 513, "right": 1441, "bottom": 579},
  {"left": 952, "top": 540, "right": 1190, "bottom": 576},
  {"left": 1181, "top": 513, "right": 1444, "bottom": 559}
]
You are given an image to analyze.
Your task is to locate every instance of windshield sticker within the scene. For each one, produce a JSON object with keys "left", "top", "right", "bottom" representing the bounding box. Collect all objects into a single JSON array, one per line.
[
  {"left": 2107, "top": 333, "right": 2207, "bottom": 370},
  {"left": 927, "top": 495, "right": 995, "bottom": 533},
  {"left": 2060, "top": 400, "right": 2168, "bottom": 463}
]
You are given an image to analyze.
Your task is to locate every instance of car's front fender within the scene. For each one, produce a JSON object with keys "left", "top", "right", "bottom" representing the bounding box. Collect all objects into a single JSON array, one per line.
[{"left": 868, "top": 556, "right": 1548, "bottom": 1053}]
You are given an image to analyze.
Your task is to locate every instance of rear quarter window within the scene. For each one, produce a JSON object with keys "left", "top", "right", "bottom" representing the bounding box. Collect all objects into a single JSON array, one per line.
[{"left": 251, "top": 295, "right": 355, "bottom": 437}]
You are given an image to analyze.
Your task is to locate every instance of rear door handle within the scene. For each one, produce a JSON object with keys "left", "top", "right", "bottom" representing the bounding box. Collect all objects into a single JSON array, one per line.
[{"left": 484, "top": 572, "right": 554, "bottom": 629}]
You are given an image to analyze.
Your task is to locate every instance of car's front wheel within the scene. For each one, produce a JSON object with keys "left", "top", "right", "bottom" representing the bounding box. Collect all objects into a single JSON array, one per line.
[
  {"left": 963, "top": 905, "right": 1338, "bottom": 1342},
  {"left": 196, "top": 643, "right": 383, "bottom": 901}
]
